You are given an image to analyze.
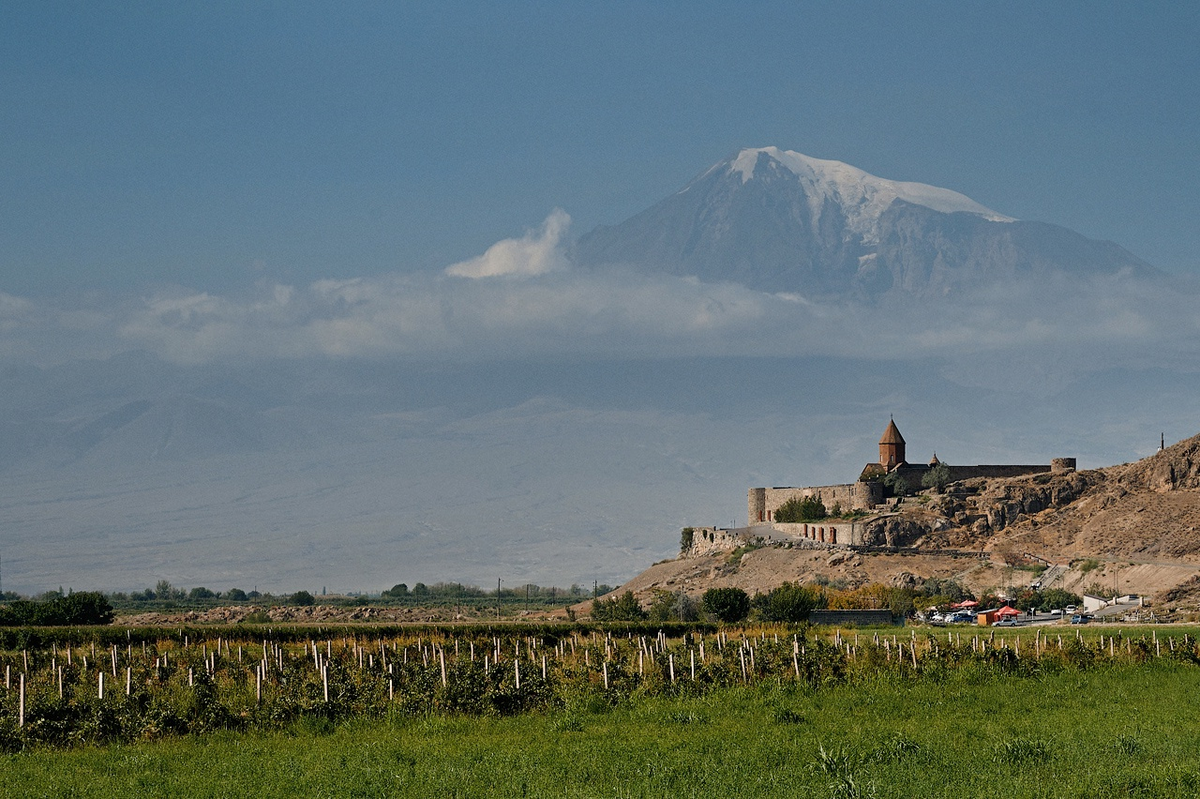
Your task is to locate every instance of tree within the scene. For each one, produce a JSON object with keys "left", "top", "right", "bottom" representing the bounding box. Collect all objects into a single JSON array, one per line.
[
  {"left": 382, "top": 583, "right": 410, "bottom": 599},
  {"left": 882, "top": 471, "right": 910, "bottom": 498},
  {"left": 774, "top": 495, "right": 827, "bottom": 523},
  {"left": 290, "top": 590, "right": 315, "bottom": 607},
  {"left": 0, "top": 591, "right": 113, "bottom": 626},
  {"left": 225, "top": 588, "right": 248, "bottom": 601},
  {"left": 921, "top": 462, "right": 952, "bottom": 493},
  {"left": 591, "top": 590, "right": 646, "bottom": 621},
  {"left": 155, "top": 580, "right": 184, "bottom": 601},
  {"left": 647, "top": 589, "right": 699, "bottom": 622},
  {"left": 752, "top": 582, "right": 823, "bottom": 622},
  {"left": 920, "top": 577, "right": 971, "bottom": 602},
  {"left": 189, "top": 587, "right": 216, "bottom": 600},
  {"left": 1040, "top": 588, "right": 1083, "bottom": 610},
  {"left": 702, "top": 587, "right": 751, "bottom": 623}
]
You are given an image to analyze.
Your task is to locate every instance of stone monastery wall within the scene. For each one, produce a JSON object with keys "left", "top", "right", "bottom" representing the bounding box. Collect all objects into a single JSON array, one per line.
[
  {"left": 740, "top": 420, "right": 1076, "bottom": 543},
  {"left": 748, "top": 482, "right": 882, "bottom": 524}
]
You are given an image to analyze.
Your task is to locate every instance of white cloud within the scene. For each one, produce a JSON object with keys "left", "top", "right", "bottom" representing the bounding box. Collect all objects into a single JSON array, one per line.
[
  {"left": 445, "top": 209, "right": 571, "bottom": 279},
  {"left": 1, "top": 214, "right": 1199, "bottom": 387}
]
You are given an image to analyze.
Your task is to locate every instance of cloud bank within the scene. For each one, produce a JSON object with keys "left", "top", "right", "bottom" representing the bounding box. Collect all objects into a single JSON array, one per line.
[{"left": 2, "top": 212, "right": 1199, "bottom": 386}]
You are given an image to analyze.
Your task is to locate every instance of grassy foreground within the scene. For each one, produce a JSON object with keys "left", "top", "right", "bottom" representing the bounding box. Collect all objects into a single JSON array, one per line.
[{"left": 5, "top": 661, "right": 1200, "bottom": 798}]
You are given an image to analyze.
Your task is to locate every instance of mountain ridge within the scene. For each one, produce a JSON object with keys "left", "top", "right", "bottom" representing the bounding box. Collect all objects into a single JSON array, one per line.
[{"left": 575, "top": 147, "right": 1158, "bottom": 299}]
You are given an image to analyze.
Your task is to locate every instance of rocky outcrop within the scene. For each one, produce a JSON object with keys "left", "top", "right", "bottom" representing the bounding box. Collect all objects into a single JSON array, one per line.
[
  {"left": 1114, "top": 434, "right": 1200, "bottom": 493},
  {"left": 859, "top": 515, "right": 931, "bottom": 547},
  {"left": 930, "top": 471, "right": 1099, "bottom": 534}
]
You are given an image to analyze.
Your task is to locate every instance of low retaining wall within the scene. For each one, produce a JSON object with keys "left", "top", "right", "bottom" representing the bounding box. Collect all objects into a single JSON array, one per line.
[{"left": 808, "top": 609, "right": 900, "bottom": 626}]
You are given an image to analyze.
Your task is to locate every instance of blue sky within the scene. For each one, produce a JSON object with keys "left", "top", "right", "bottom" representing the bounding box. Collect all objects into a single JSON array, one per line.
[{"left": 2, "top": 1, "right": 1197, "bottom": 298}]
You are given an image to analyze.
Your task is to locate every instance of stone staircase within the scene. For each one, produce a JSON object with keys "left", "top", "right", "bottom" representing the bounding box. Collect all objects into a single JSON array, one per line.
[{"left": 1035, "top": 564, "right": 1068, "bottom": 589}]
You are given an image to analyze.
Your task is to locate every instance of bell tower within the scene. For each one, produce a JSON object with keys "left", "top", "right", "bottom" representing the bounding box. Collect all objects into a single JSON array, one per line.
[{"left": 879, "top": 418, "right": 906, "bottom": 471}]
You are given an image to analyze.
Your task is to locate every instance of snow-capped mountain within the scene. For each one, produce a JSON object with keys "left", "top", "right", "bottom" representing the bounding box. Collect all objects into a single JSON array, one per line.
[{"left": 574, "top": 147, "right": 1156, "bottom": 297}]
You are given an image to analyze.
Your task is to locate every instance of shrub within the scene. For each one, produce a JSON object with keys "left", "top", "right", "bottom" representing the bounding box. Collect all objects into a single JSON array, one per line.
[
  {"left": 647, "top": 589, "right": 700, "bottom": 622},
  {"left": 701, "top": 587, "right": 751, "bottom": 623},
  {"left": 0, "top": 591, "right": 114, "bottom": 626},
  {"left": 882, "top": 472, "right": 910, "bottom": 498},
  {"left": 752, "top": 582, "right": 823, "bottom": 622},
  {"left": 921, "top": 463, "right": 951, "bottom": 493},
  {"left": 591, "top": 591, "right": 645, "bottom": 622}
]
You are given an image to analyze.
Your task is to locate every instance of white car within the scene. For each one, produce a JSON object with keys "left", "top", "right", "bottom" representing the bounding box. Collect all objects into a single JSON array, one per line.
[{"left": 1050, "top": 609, "right": 1063, "bottom": 616}]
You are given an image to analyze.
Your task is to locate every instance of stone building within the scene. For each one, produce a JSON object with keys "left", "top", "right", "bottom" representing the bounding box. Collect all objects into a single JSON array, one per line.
[{"left": 748, "top": 419, "right": 1075, "bottom": 526}]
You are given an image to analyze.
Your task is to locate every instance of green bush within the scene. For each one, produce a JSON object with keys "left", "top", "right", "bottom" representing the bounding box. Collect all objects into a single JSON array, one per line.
[
  {"left": 591, "top": 591, "right": 646, "bottom": 622},
  {"left": 774, "top": 495, "right": 827, "bottom": 523},
  {"left": 290, "top": 591, "right": 316, "bottom": 607},
  {"left": 752, "top": 583, "right": 823, "bottom": 622},
  {"left": 701, "top": 588, "right": 751, "bottom": 623},
  {"left": 647, "top": 590, "right": 700, "bottom": 622},
  {"left": 882, "top": 472, "right": 910, "bottom": 498},
  {"left": 921, "top": 463, "right": 951, "bottom": 493},
  {"left": 0, "top": 591, "right": 114, "bottom": 626}
]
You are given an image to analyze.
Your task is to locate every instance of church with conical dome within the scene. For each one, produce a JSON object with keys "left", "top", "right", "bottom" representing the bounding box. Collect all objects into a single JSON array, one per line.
[{"left": 747, "top": 419, "right": 1076, "bottom": 529}]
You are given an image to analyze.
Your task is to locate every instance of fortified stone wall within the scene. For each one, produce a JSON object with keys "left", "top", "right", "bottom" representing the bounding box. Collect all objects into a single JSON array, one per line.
[
  {"left": 683, "top": 526, "right": 756, "bottom": 558},
  {"left": 682, "top": 523, "right": 857, "bottom": 557},
  {"left": 894, "top": 463, "right": 1053, "bottom": 485},
  {"left": 748, "top": 482, "right": 883, "bottom": 525},
  {"left": 946, "top": 464, "right": 1053, "bottom": 481},
  {"left": 770, "top": 520, "right": 865, "bottom": 546}
]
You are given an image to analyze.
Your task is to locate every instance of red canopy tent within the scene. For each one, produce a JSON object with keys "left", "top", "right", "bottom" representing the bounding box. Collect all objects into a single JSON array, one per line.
[
  {"left": 950, "top": 600, "right": 979, "bottom": 609},
  {"left": 996, "top": 606, "right": 1021, "bottom": 617}
]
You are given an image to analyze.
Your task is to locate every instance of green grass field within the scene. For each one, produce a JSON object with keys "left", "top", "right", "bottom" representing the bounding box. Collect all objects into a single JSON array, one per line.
[{"left": 5, "top": 659, "right": 1200, "bottom": 798}]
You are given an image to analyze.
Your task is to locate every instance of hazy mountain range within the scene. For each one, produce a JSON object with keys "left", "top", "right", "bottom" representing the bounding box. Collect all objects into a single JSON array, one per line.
[{"left": 0, "top": 148, "right": 1196, "bottom": 596}]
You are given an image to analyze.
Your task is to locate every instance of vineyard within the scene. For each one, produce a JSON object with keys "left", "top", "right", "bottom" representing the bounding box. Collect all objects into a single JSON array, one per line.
[{"left": 2, "top": 622, "right": 1198, "bottom": 752}]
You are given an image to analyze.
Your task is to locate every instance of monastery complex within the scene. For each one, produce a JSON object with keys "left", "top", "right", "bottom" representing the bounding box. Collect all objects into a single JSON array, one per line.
[
  {"left": 749, "top": 419, "right": 1077, "bottom": 526},
  {"left": 687, "top": 420, "right": 1075, "bottom": 555}
]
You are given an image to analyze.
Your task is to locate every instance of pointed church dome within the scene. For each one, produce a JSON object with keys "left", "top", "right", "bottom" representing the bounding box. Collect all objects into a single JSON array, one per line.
[
  {"left": 878, "top": 418, "right": 907, "bottom": 469},
  {"left": 880, "top": 419, "right": 905, "bottom": 445}
]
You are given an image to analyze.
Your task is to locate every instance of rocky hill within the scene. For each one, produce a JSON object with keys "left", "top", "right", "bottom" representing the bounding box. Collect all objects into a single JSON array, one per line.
[{"left": 615, "top": 432, "right": 1200, "bottom": 611}]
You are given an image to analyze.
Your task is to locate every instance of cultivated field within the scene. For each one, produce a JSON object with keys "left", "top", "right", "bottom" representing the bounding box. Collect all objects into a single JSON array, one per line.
[{"left": 3, "top": 624, "right": 1200, "bottom": 796}]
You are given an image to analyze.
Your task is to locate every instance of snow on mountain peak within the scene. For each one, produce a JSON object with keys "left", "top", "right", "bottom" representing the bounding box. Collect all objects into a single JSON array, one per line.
[{"left": 727, "top": 147, "right": 1014, "bottom": 241}]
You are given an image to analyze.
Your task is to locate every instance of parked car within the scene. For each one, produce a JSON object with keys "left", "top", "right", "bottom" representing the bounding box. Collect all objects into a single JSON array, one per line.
[
  {"left": 1070, "top": 614, "right": 1090, "bottom": 624},
  {"left": 1050, "top": 609, "right": 1064, "bottom": 616},
  {"left": 992, "top": 618, "right": 1019, "bottom": 627},
  {"left": 1065, "top": 605, "right": 1078, "bottom": 613}
]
